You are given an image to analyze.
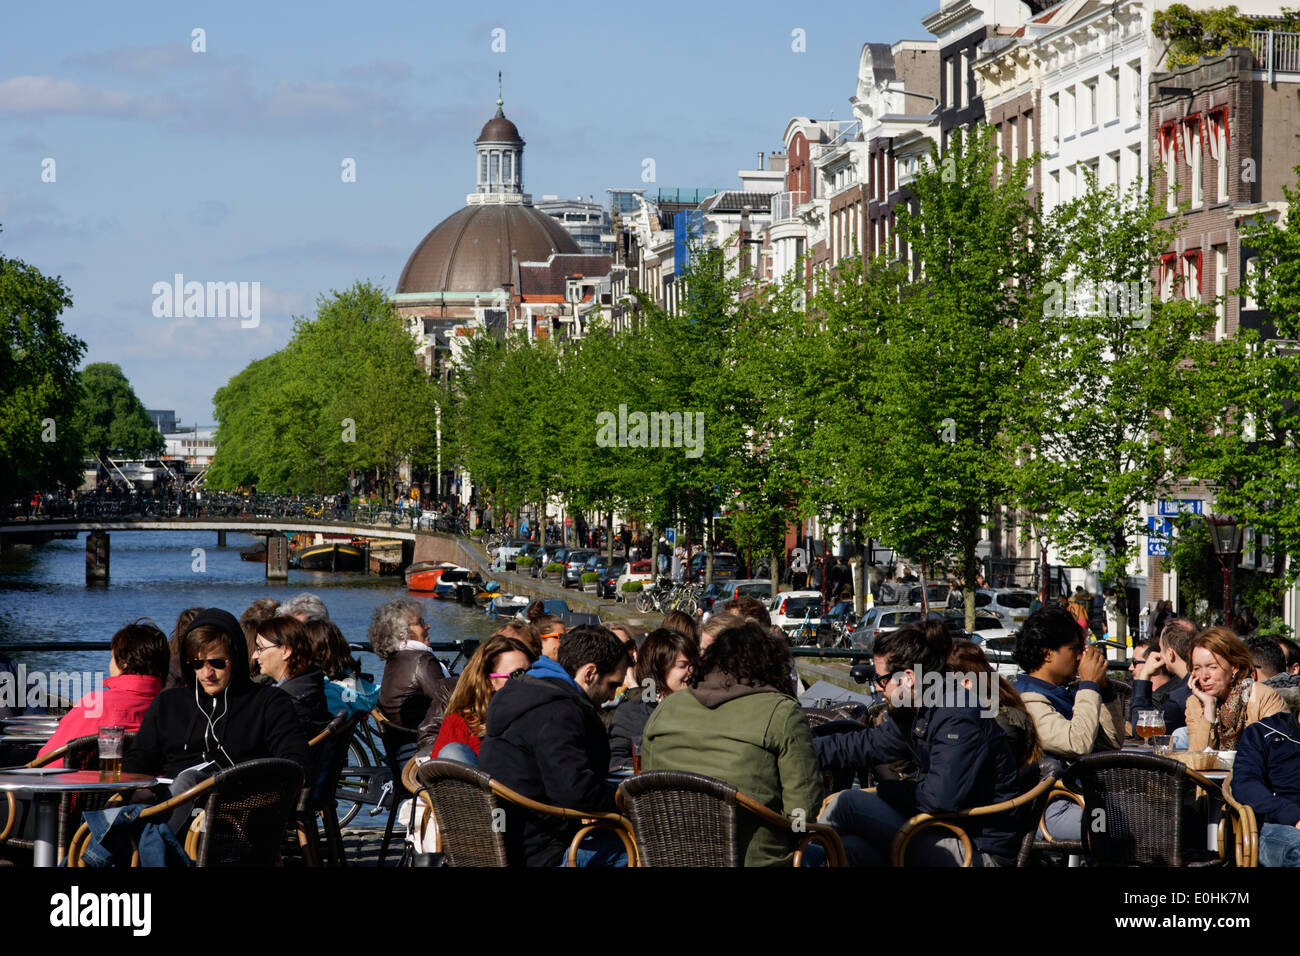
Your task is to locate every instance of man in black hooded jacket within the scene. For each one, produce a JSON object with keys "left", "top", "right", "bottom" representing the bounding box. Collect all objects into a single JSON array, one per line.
[{"left": 125, "top": 608, "right": 308, "bottom": 781}]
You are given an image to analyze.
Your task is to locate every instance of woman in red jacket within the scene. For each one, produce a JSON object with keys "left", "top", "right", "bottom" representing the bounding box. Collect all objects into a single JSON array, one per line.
[
  {"left": 36, "top": 621, "right": 169, "bottom": 766},
  {"left": 432, "top": 634, "right": 536, "bottom": 765}
]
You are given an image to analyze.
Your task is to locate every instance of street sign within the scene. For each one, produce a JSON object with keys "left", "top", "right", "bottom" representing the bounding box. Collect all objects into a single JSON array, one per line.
[
  {"left": 1158, "top": 498, "right": 1203, "bottom": 517},
  {"left": 1147, "top": 516, "right": 1173, "bottom": 536},
  {"left": 1148, "top": 542, "right": 1169, "bottom": 556},
  {"left": 665, "top": 528, "right": 676, "bottom": 544}
]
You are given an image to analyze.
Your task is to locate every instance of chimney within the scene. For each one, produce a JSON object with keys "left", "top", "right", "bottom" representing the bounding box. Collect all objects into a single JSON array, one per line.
[{"left": 757, "top": 151, "right": 765, "bottom": 170}]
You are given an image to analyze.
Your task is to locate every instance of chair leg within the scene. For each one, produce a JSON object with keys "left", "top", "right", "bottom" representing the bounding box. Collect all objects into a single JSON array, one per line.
[
  {"left": 296, "top": 812, "right": 322, "bottom": 867},
  {"left": 378, "top": 793, "right": 401, "bottom": 867},
  {"left": 320, "top": 806, "right": 347, "bottom": 867}
]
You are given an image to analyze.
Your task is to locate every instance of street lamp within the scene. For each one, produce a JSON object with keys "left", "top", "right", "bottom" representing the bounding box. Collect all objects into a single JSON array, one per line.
[{"left": 1204, "top": 514, "right": 1242, "bottom": 622}]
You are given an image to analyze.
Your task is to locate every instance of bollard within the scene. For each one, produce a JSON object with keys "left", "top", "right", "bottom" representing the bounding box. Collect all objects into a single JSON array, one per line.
[
  {"left": 86, "top": 531, "right": 110, "bottom": 584},
  {"left": 266, "top": 535, "right": 289, "bottom": 581}
]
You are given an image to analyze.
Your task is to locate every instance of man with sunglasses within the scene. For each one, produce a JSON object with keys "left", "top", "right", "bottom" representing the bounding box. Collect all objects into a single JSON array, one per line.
[{"left": 125, "top": 608, "right": 308, "bottom": 787}]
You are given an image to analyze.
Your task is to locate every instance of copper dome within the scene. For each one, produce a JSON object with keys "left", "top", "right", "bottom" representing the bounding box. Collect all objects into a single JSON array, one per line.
[
  {"left": 396, "top": 203, "right": 581, "bottom": 295},
  {"left": 476, "top": 110, "right": 523, "bottom": 145}
]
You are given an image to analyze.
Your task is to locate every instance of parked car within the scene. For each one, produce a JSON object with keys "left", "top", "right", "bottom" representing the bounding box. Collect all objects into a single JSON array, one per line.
[
  {"left": 595, "top": 556, "right": 628, "bottom": 598},
  {"left": 975, "top": 589, "right": 1036, "bottom": 627},
  {"left": 614, "top": 559, "right": 654, "bottom": 600},
  {"left": 907, "top": 583, "right": 956, "bottom": 607},
  {"left": 925, "top": 609, "right": 1012, "bottom": 640},
  {"left": 852, "top": 605, "right": 927, "bottom": 651},
  {"left": 562, "top": 549, "right": 598, "bottom": 589},
  {"left": 582, "top": 554, "right": 620, "bottom": 592},
  {"left": 702, "top": 578, "right": 775, "bottom": 613},
  {"left": 493, "top": 538, "right": 533, "bottom": 571},
  {"left": 689, "top": 551, "right": 741, "bottom": 583},
  {"left": 770, "top": 590, "right": 825, "bottom": 635}
]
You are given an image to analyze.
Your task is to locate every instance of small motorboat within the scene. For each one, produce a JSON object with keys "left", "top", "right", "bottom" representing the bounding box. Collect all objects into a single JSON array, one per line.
[
  {"left": 406, "top": 561, "right": 457, "bottom": 592},
  {"left": 431, "top": 566, "right": 478, "bottom": 599},
  {"left": 486, "top": 594, "right": 530, "bottom": 618},
  {"left": 239, "top": 542, "right": 267, "bottom": 562}
]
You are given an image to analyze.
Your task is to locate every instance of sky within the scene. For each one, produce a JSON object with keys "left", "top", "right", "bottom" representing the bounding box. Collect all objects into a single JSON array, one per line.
[{"left": 1, "top": 0, "right": 936, "bottom": 426}]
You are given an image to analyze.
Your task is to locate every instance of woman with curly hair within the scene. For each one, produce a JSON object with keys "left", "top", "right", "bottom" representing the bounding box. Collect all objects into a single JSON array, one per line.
[
  {"left": 369, "top": 597, "right": 450, "bottom": 729},
  {"left": 430, "top": 634, "right": 537, "bottom": 765},
  {"left": 1187, "top": 626, "right": 1287, "bottom": 751},
  {"left": 640, "top": 620, "right": 823, "bottom": 866}
]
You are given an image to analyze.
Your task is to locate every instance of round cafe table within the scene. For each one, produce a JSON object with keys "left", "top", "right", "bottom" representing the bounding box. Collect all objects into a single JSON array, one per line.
[{"left": 0, "top": 769, "right": 156, "bottom": 867}]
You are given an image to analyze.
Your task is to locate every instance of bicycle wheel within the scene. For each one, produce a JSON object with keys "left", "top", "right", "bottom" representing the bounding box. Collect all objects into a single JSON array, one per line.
[
  {"left": 635, "top": 591, "right": 654, "bottom": 613},
  {"left": 334, "top": 736, "right": 377, "bottom": 827},
  {"left": 677, "top": 595, "right": 698, "bottom": 616}
]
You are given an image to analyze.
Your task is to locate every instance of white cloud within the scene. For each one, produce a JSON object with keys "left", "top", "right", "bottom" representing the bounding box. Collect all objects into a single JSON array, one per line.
[
  {"left": 0, "top": 75, "right": 177, "bottom": 117},
  {"left": 64, "top": 46, "right": 195, "bottom": 77}
]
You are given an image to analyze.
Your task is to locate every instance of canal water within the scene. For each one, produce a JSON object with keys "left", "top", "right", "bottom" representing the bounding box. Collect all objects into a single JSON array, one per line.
[{"left": 0, "top": 530, "right": 501, "bottom": 686}]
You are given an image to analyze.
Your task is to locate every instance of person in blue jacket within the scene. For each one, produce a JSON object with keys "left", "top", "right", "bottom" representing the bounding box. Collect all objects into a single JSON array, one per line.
[
  {"left": 1232, "top": 710, "right": 1300, "bottom": 867},
  {"left": 815, "top": 619, "right": 1024, "bottom": 866}
]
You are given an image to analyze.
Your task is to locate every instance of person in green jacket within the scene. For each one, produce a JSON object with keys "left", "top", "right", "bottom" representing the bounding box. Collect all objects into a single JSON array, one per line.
[{"left": 640, "top": 621, "right": 824, "bottom": 866}]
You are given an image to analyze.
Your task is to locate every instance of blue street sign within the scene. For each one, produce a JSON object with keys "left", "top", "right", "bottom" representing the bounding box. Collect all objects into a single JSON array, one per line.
[
  {"left": 1147, "top": 516, "right": 1173, "bottom": 536},
  {"left": 1148, "top": 542, "right": 1169, "bottom": 556},
  {"left": 665, "top": 528, "right": 676, "bottom": 544},
  {"left": 1158, "top": 498, "right": 1203, "bottom": 517}
]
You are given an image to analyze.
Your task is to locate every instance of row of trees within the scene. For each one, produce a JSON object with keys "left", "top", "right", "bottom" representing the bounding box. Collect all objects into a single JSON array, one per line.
[
  {"left": 2, "top": 233, "right": 165, "bottom": 502},
  {"left": 445, "top": 128, "right": 1300, "bottom": 636},
  {"left": 207, "top": 281, "right": 440, "bottom": 498}
]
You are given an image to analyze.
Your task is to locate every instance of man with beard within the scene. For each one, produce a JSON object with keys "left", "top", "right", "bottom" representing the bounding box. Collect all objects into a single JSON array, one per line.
[
  {"left": 479, "top": 625, "right": 629, "bottom": 866},
  {"left": 813, "top": 620, "right": 1022, "bottom": 866}
]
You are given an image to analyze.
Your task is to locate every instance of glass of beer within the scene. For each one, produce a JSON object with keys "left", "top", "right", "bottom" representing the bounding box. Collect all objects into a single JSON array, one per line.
[
  {"left": 1136, "top": 710, "right": 1165, "bottom": 741},
  {"left": 98, "top": 725, "right": 125, "bottom": 776},
  {"left": 632, "top": 740, "right": 641, "bottom": 775}
]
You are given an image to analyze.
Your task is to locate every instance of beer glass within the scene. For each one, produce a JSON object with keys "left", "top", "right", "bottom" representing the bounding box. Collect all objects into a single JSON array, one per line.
[
  {"left": 98, "top": 725, "right": 125, "bottom": 776},
  {"left": 1135, "top": 710, "right": 1165, "bottom": 741}
]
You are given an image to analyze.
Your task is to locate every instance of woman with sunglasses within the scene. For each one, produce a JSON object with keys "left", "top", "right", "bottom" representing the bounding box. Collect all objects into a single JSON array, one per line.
[{"left": 428, "top": 634, "right": 537, "bottom": 765}]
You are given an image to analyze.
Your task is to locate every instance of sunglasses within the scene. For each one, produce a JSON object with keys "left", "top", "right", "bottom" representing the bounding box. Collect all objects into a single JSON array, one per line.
[
  {"left": 872, "top": 671, "right": 893, "bottom": 690},
  {"left": 187, "top": 657, "right": 229, "bottom": 671}
]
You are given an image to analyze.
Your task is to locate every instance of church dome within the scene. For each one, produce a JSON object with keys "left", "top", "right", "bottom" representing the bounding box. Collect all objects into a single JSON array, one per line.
[
  {"left": 396, "top": 203, "right": 580, "bottom": 295},
  {"left": 476, "top": 111, "right": 522, "bottom": 145}
]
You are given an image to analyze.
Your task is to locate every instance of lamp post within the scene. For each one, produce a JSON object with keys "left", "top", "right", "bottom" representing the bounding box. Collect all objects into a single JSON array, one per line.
[{"left": 1204, "top": 514, "right": 1242, "bottom": 623}]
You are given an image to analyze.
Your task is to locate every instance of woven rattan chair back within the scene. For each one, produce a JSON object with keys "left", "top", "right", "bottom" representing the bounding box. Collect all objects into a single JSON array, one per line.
[
  {"left": 1064, "top": 752, "right": 1199, "bottom": 866},
  {"left": 618, "top": 771, "right": 743, "bottom": 867},
  {"left": 193, "top": 758, "right": 304, "bottom": 867},
  {"left": 415, "top": 759, "right": 509, "bottom": 867}
]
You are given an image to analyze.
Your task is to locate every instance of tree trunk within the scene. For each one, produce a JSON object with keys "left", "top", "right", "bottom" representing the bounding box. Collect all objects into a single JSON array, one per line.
[{"left": 963, "top": 512, "right": 980, "bottom": 633}]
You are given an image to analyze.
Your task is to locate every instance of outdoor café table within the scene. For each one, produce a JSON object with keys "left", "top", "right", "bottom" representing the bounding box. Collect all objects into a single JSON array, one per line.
[{"left": 0, "top": 769, "right": 156, "bottom": 867}]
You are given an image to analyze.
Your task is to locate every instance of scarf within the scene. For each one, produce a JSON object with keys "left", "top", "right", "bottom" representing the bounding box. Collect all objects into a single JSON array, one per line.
[{"left": 1211, "top": 676, "right": 1252, "bottom": 750}]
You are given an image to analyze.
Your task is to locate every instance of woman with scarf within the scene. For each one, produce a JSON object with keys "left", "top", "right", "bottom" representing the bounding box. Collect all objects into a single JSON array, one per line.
[{"left": 1186, "top": 626, "right": 1288, "bottom": 752}]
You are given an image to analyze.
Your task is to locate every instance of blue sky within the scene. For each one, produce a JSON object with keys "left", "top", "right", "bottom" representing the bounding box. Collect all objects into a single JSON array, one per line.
[{"left": 1, "top": 0, "right": 934, "bottom": 425}]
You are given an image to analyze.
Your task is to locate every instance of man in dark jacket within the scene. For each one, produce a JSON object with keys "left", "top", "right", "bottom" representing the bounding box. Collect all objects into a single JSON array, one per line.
[
  {"left": 1130, "top": 617, "right": 1196, "bottom": 734},
  {"left": 1233, "top": 711, "right": 1300, "bottom": 866},
  {"left": 125, "top": 608, "right": 308, "bottom": 781},
  {"left": 815, "top": 621, "right": 1022, "bottom": 866},
  {"left": 479, "top": 625, "right": 628, "bottom": 866}
]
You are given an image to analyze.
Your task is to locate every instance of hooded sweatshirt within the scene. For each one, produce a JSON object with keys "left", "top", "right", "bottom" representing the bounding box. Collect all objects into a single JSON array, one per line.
[
  {"left": 124, "top": 608, "right": 309, "bottom": 779},
  {"left": 478, "top": 655, "right": 616, "bottom": 866},
  {"left": 640, "top": 671, "right": 825, "bottom": 867}
]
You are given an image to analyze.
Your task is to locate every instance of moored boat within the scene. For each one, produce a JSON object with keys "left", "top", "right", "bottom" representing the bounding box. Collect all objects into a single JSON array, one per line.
[
  {"left": 299, "top": 542, "right": 365, "bottom": 572},
  {"left": 405, "top": 561, "right": 454, "bottom": 592}
]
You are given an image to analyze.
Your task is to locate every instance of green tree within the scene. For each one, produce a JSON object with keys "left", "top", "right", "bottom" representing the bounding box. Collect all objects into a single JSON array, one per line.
[
  {"left": 74, "top": 363, "right": 165, "bottom": 461},
  {"left": 0, "top": 240, "right": 86, "bottom": 500},
  {"left": 871, "top": 126, "right": 1045, "bottom": 629},
  {"left": 1008, "top": 174, "right": 1217, "bottom": 640}
]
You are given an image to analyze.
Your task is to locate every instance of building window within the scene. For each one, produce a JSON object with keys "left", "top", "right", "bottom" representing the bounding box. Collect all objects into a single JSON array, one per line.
[
  {"left": 1108, "top": 150, "right": 1121, "bottom": 187},
  {"left": 1062, "top": 87, "right": 1075, "bottom": 137},
  {"left": 1024, "top": 111, "right": 1033, "bottom": 155},
  {"left": 959, "top": 50, "right": 969, "bottom": 109},
  {"left": 1084, "top": 80, "right": 1098, "bottom": 129},
  {"left": 503, "top": 151, "right": 512, "bottom": 183},
  {"left": 490, "top": 152, "right": 499, "bottom": 184},
  {"left": 1208, "top": 108, "right": 1229, "bottom": 202},
  {"left": 479, "top": 153, "right": 488, "bottom": 185},
  {"left": 1129, "top": 144, "right": 1143, "bottom": 187},
  {"left": 1049, "top": 169, "right": 1060, "bottom": 207},
  {"left": 1129, "top": 60, "right": 1142, "bottom": 123},
  {"left": 1243, "top": 256, "right": 1259, "bottom": 310},
  {"left": 1184, "top": 117, "right": 1202, "bottom": 208},
  {"left": 1159, "top": 122, "right": 1178, "bottom": 212},
  {"left": 1009, "top": 117, "right": 1018, "bottom": 162},
  {"left": 1214, "top": 245, "right": 1228, "bottom": 339},
  {"left": 1183, "top": 250, "right": 1200, "bottom": 302},
  {"left": 1107, "top": 69, "right": 1120, "bottom": 122}
]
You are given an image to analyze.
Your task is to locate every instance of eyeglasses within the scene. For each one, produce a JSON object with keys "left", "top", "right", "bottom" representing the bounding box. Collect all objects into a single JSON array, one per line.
[
  {"left": 488, "top": 672, "right": 518, "bottom": 680},
  {"left": 253, "top": 641, "right": 278, "bottom": 653},
  {"left": 187, "top": 657, "right": 229, "bottom": 671},
  {"left": 872, "top": 671, "right": 893, "bottom": 690},
  {"left": 540, "top": 631, "right": 563, "bottom": 639}
]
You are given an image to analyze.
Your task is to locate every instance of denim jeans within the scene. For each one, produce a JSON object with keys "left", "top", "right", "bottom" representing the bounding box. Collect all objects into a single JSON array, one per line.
[
  {"left": 818, "top": 789, "right": 1000, "bottom": 867},
  {"left": 558, "top": 828, "right": 628, "bottom": 867},
  {"left": 436, "top": 742, "right": 479, "bottom": 767},
  {"left": 1259, "top": 823, "right": 1300, "bottom": 867}
]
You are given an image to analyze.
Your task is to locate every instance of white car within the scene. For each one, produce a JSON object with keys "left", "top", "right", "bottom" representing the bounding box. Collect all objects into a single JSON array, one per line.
[
  {"left": 975, "top": 589, "right": 1037, "bottom": 627},
  {"left": 614, "top": 559, "right": 655, "bottom": 602},
  {"left": 769, "top": 591, "right": 825, "bottom": 635}
]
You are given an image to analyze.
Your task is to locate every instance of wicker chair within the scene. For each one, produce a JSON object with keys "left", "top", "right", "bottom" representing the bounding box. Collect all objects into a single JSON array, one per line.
[
  {"left": 371, "top": 708, "right": 421, "bottom": 867},
  {"left": 414, "top": 758, "right": 636, "bottom": 866},
  {"left": 67, "top": 758, "right": 304, "bottom": 867},
  {"left": 616, "top": 770, "right": 846, "bottom": 867},
  {"left": 889, "top": 766, "right": 1058, "bottom": 867},
  {"left": 0, "top": 731, "right": 137, "bottom": 864},
  {"left": 1062, "top": 751, "right": 1227, "bottom": 867},
  {"left": 292, "top": 711, "right": 361, "bottom": 867},
  {"left": 1220, "top": 773, "right": 1258, "bottom": 868}
]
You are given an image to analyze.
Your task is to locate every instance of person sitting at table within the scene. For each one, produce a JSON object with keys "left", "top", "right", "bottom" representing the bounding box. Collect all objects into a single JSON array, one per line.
[
  {"left": 251, "top": 615, "right": 331, "bottom": 738},
  {"left": 720, "top": 596, "right": 771, "bottom": 628},
  {"left": 239, "top": 597, "right": 281, "bottom": 684},
  {"left": 1230, "top": 707, "right": 1300, "bottom": 866},
  {"left": 37, "top": 620, "right": 170, "bottom": 767},
  {"left": 125, "top": 608, "right": 308, "bottom": 796},
  {"left": 479, "top": 625, "right": 629, "bottom": 866},
  {"left": 661, "top": 610, "right": 700, "bottom": 645},
  {"left": 370, "top": 598, "right": 451, "bottom": 732},
  {"left": 305, "top": 618, "right": 379, "bottom": 717},
  {"left": 608, "top": 628, "right": 697, "bottom": 770},
  {"left": 947, "top": 639, "right": 1041, "bottom": 769},
  {"left": 525, "top": 602, "right": 567, "bottom": 660},
  {"left": 699, "top": 612, "right": 744, "bottom": 652},
  {"left": 1186, "top": 626, "right": 1287, "bottom": 753},
  {"left": 425, "top": 634, "right": 536, "bottom": 765},
  {"left": 815, "top": 620, "right": 1022, "bottom": 866},
  {"left": 1248, "top": 636, "right": 1300, "bottom": 713},
  {"left": 641, "top": 621, "right": 823, "bottom": 866},
  {"left": 1131, "top": 617, "right": 1197, "bottom": 736}
]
